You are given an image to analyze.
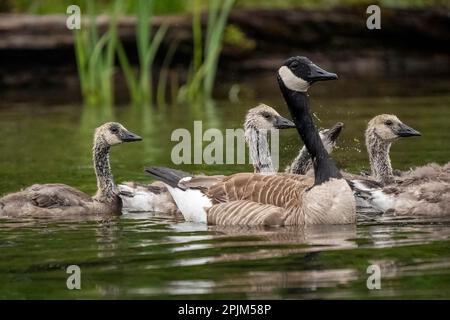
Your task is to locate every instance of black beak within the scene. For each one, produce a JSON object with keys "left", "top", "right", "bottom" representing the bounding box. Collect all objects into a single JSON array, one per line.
[
  {"left": 274, "top": 115, "right": 296, "bottom": 129},
  {"left": 396, "top": 123, "right": 421, "bottom": 137},
  {"left": 308, "top": 63, "right": 338, "bottom": 82},
  {"left": 122, "top": 130, "right": 142, "bottom": 142},
  {"left": 327, "top": 122, "right": 344, "bottom": 141}
]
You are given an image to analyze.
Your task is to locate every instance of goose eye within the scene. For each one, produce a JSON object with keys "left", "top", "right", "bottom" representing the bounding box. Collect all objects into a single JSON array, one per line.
[
  {"left": 110, "top": 127, "right": 119, "bottom": 134},
  {"left": 290, "top": 62, "right": 299, "bottom": 69},
  {"left": 385, "top": 120, "right": 393, "bottom": 126}
]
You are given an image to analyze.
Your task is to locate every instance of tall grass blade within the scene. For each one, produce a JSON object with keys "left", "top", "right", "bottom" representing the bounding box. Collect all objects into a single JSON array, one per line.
[
  {"left": 157, "top": 41, "right": 178, "bottom": 106},
  {"left": 144, "top": 23, "right": 169, "bottom": 94},
  {"left": 203, "top": 0, "right": 235, "bottom": 98},
  {"left": 116, "top": 40, "right": 139, "bottom": 103}
]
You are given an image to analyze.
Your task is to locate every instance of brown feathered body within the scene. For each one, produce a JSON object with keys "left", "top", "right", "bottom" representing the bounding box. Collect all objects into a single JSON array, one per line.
[
  {"left": 385, "top": 161, "right": 450, "bottom": 216},
  {"left": 0, "top": 183, "right": 120, "bottom": 217},
  {"left": 173, "top": 172, "right": 355, "bottom": 226}
]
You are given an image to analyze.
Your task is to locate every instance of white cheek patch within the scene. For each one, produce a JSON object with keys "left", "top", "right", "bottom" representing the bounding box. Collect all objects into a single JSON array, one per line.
[{"left": 278, "top": 66, "right": 310, "bottom": 92}]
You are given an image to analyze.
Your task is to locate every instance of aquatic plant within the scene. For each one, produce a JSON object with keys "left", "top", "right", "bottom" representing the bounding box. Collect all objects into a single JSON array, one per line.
[
  {"left": 178, "top": 0, "right": 236, "bottom": 103},
  {"left": 74, "top": 0, "right": 235, "bottom": 106},
  {"left": 74, "top": 1, "right": 121, "bottom": 106},
  {"left": 119, "top": 0, "right": 168, "bottom": 105}
]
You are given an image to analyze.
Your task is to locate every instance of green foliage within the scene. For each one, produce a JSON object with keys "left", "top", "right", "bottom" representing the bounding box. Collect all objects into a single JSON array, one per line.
[
  {"left": 2, "top": 0, "right": 447, "bottom": 14},
  {"left": 118, "top": 0, "right": 168, "bottom": 105},
  {"left": 223, "top": 24, "right": 256, "bottom": 52},
  {"left": 74, "top": 0, "right": 236, "bottom": 106},
  {"left": 75, "top": 0, "right": 169, "bottom": 106},
  {"left": 178, "top": 0, "right": 236, "bottom": 103},
  {"left": 1, "top": 0, "right": 188, "bottom": 14},
  {"left": 74, "top": 0, "right": 121, "bottom": 106}
]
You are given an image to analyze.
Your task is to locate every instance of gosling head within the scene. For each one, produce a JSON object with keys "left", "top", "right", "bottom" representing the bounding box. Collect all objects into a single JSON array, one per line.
[
  {"left": 277, "top": 56, "right": 338, "bottom": 92},
  {"left": 244, "top": 104, "right": 296, "bottom": 131},
  {"left": 367, "top": 114, "right": 421, "bottom": 143},
  {"left": 95, "top": 122, "right": 142, "bottom": 147},
  {"left": 319, "top": 122, "right": 344, "bottom": 153}
]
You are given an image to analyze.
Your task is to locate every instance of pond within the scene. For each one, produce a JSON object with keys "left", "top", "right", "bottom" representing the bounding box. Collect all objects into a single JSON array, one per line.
[{"left": 0, "top": 75, "right": 449, "bottom": 299}]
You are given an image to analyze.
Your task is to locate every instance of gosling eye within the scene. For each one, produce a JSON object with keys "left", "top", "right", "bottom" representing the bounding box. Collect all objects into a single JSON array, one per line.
[
  {"left": 110, "top": 126, "right": 119, "bottom": 134},
  {"left": 263, "top": 113, "right": 271, "bottom": 120},
  {"left": 385, "top": 120, "right": 393, "bottom": 126}
]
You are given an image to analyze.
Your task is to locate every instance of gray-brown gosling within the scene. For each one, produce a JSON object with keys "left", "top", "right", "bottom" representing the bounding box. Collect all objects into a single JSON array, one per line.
[
  {"left": 244, "top": 103, "right": 296, "bottom": 173},
  {"left": 348, "top": 114, "right": 450, "bottom": 215},
  {"left": 118, "top": 104, "right": 296, "bottom": 213},
  {"left": 0, "top": 122, "right": 142, "bottom": 217}
]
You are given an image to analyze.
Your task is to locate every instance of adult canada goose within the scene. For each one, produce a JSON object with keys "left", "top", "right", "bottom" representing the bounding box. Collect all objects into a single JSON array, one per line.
[
  {"left": 118, "top": 104, "right": 296, "bottom": 213},
  {"left": 0, "top": 122, "right": 142, "bottom": 217},
  {"left": 286, "top": 121, "right": 344, "bottom": 175},
  {"left": 146, "top": 56, "right": 356, "bottom": 226}
]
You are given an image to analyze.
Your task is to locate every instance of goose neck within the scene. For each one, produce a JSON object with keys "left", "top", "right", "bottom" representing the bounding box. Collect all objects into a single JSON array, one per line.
[
  {"left": 245, "top": 127, "right": 274, "bottom": 173},
  {"left": 279, "top": 84, "right": 341, "bottom": 184},
  {"left": 92, "top": 137, "right": 116, "bottom": 202},
  {"left": 366, "top": 130, "right": 394, "bottom": 185},
  {"left": 288, "top": 145, "right": 312, "bottom": 175}
]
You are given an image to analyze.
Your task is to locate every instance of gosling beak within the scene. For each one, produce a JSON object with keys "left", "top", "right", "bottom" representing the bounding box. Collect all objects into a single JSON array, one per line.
[
  {"left": 309, "top": 63, "right": 338, "bottom": 82},
  {"left": 122, "top": 130, "right": 143, "bottom": 142},
  {"left": 396, "top": 123, "right": 421, "bottom": 137},
  {"left": 328, "top": 122, "right": 344, "bottom": 141},
  {"left": 274, "top": 116, "right": 296, "bottom": 129}
]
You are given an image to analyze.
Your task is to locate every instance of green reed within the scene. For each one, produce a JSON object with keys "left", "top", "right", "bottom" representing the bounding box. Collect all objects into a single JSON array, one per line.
[
  {"left": 129, "top": 0, "right": 184, "bottom": 104},
  {"left": 74, "top": 0, "right": 121, "bottom": 106},
  {"left": 74, "top": 0, "right": 235, "bottom": 106},
  {"left": 178, "top": 0, "right": 235, "bottom": 103},
  {"left": 118, "top": 0, "right": 168, "bottom": 105}
]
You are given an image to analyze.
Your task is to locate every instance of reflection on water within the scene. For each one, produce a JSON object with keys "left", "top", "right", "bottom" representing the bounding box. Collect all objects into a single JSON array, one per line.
[
  {"left": 0, "top": 214, "right": 450, "bottom": 299},
  {"left": 0, "top": 77, "right": 449, "bottom": 299}
]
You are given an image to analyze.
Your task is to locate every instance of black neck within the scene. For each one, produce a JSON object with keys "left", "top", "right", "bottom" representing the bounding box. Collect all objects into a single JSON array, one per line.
[{"left": 278, "top": 80, "right": 342, "bottom": 184}]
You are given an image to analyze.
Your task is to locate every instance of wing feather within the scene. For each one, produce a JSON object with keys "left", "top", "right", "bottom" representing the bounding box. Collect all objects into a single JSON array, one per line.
[
  {"left": 207, "top": 200, "right": 288, "bottom": 226},
  {"left": 26, "top": 184, "right": 92, "bottom": 208}
]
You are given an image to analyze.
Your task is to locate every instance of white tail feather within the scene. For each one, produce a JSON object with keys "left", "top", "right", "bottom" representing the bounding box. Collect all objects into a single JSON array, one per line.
[
  {"left": 352, "top": 180, "right": 396, "bottom": 213},
  {"left": 166, "top": 186, "right": 211, "bottom": 223}
]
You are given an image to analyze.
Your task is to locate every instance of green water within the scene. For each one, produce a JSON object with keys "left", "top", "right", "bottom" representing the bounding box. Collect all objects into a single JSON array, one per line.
[{"left": 0, "top": 77, "right": 449, "bottom": 299}]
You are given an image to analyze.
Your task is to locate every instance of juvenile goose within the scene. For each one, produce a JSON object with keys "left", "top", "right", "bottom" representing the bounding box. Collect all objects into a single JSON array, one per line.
[
  {"left": 245, "top": 103, "right": 296, "bottom": 173},
  {"left": 347, "top": 114, "right": 421, "bottom": 213},
  {"left": 286, "top": 121, "right": 344, "bottom": 175},
  {"left": 118, "top": 104, "right": 295, "bottom": 213},
  {"left": 146, "top": 56, "right": 356, "bottom": 226},
  {"left": 0, "top": 122, "right": 142, "bottom": 217},
  {"left": 349, "top": 115, "right": 450, "bottom": 216},
  {"left": 363, "top": 114, "right": 421, "bottom": 185}
]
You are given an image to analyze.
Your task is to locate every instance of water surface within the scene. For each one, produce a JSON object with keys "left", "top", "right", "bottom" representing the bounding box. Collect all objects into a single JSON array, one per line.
[{"left": 0, "top": 77, "right": 449, "bottom": 299}]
